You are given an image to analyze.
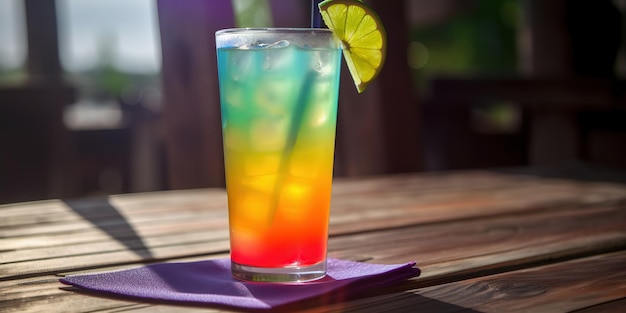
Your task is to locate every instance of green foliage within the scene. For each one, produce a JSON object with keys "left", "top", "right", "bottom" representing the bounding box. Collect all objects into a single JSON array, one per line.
[
  {"left": 0, "top": 67, "right": 27, "bottom": 85},
  {"left": 410, "top": 0, "right": 520, "bottom": 79},
  {"left": 232, "top": 0, "right": 273, "bottom": 27},
  {"left": 97, "top": 64, "right": 130, "bottom": 98}
]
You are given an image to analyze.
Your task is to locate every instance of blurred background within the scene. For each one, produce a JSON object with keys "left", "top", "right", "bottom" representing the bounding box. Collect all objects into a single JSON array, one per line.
[{"left": 1, "top": 0, "right": 625, "bottom": 204}]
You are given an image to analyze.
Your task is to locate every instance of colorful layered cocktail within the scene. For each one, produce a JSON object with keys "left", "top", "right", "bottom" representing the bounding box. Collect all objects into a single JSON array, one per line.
[{"left": 215, "top": 28, "right": 341, "bottom": 282}]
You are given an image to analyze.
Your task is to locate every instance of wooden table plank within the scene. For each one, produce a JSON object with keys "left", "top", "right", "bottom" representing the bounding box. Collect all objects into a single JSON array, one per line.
[
  {"left": 0, "top": 240, "right": 230, "bottom": 281},
  {"left": 3, "top": 171, "right": 624, "bottom": 248},
  {"left": 1, "top": 170, "right": 626, "bottom": 312},
  {"left": 330, "top": 201, "right": 626, "bottom": 285},
  {"left": 3, "top": 194, "right": 625, "bottom": 280},
  {"left": 416, "top": 250, "right": 626, "bottom": 313},
  {"left": 3, "top": 200, "right": 625, "bottom": 311},
  {"left": 3, "top": 171, "right": 625, "bottom": 229},
  {"left": 0, "top": 258, "right": 227, "bottom": 313},
  {"left": 6, "top": 251, "right": 625, "bottom": 312},
  {"left": 2, "top": 172, "right": 625, "bottom": 277},
  {"left": 283, "top": 251, "right": 626, "bottom": 313},
  {"left": 0, "top": 189, "right": 227, "bottom": 230}
]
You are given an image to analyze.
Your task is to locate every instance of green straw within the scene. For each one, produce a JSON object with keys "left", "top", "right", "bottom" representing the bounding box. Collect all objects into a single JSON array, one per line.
[
  {"left": 266, "top": 71, "right": 315, "bottom": 226},
  {"left": 265, "top": 2, "right": 324, "bottom": 226}
]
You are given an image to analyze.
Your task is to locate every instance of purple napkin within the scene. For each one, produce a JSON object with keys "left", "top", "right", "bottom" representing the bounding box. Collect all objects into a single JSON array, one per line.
[{"left": 60, "top": 258, "right": 420, "bottom": 310}]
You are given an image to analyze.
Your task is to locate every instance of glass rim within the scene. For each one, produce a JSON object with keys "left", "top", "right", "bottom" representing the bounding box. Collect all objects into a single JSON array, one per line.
[{"left": 215, "top": 28, "right": 333, "bottom": 36}]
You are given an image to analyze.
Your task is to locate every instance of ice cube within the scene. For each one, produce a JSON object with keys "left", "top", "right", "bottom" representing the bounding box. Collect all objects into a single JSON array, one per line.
[
  {"left": 265, "top": 40, "right": 290, "bottom": 49},
  {"left": 249, "top": 117, "right": 289, "bottom": 151},
  {"left": 240, "top": 40, "right": 290, "bottom": 50},
  {"left": 223, "top": 127, "right": 247, "bottom": 150},
  {"left": 289, "top": 147, "right": 326, "bottom": 178},
  {"left": 240, "top": 173, "right": 276, "bottom": 194},
  {"left": 223, "top": 81, "right": 245, "bottom": 109},
  {"left": 263, "top": 42, "right": 295, "bottom": 71},
  {"left": 239, "top": 41, "right": 265, "bottom": 50},
  {"left": 277, "top": 178, "right": 313, "bottom": 222},
  {"left": 232, "top": 174, "right": 277, "bottom": 226},
  {"left": 306, "top": 81, "right": 333, "bottom": 127},
  {"left": 227, "top": 49, "right": 254, "bottom": 82},
  {"left": 310, "top": 50, "right": 334, "bottom": 76},
  {"left": 233, "top": 191, "right": 270, "bottom": 228},
  {"left": 253, "top": 78, "right": 296, "bottom": 114},
  {"left": 245, "top": 153, "right": 281, "bottom": 176}
]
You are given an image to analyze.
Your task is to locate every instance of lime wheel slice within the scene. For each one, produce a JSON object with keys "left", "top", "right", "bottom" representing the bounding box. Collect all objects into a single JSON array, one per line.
[{"left": 318, "top": 0, "right": 387, "bottom": 93}]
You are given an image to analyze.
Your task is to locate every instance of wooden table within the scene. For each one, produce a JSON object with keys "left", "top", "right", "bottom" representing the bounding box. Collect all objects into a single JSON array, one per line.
[{"left": 2, "top": 169, "right": 626, "bottom": 312}]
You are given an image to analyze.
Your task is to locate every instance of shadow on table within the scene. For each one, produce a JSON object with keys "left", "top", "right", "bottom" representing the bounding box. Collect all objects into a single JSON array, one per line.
[
  {"left": 60, "top": 285, "right": 483, "bottom": 313},
  {"left": 273, "top": 292, "right": 485, "bottom": 313},
  {"left": 62, "top": 197, "right": 153, "bottom": 259}
]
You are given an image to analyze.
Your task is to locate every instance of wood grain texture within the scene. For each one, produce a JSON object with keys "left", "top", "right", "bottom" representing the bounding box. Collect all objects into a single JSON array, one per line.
[
  {"left": 417, "top": 250, "right": 626, "bottom": 313},
  {"left": 1, "top": 170, "right": 625, "bottom": 312}
]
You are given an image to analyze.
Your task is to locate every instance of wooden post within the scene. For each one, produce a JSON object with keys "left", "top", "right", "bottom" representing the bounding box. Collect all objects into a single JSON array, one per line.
[
  {"left": 369, "top": 0, "right": 421, "bottom": 174},
  {"left": 7, "top": 0, "right": 78, "bottom": 202},
  {"left": 156, "top": 0, "right": 234, "bottom": 189},
  {"left": 520, "top": 0, "right": 580, "bottom": 165},
  {"left": 334, "top": 61, "right": 389, "bottom": 176},
  {"left": 24, "top": 0, "right": 62, "bottom": 83},
  {"left": 519, "top": 0, "right": 573, "bottom": 78}
]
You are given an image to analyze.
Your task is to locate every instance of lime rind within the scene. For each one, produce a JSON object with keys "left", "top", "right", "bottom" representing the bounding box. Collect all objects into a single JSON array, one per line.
[{"left": 319, "top": 0, "right": 386, "bottom": 93}]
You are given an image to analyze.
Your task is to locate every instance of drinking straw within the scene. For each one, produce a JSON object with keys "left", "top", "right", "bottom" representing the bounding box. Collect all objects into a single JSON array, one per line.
[
  {"left": 311, "top": 0, "right": 325, "bottom": 28},
  {"left": 267, "top": 71, "right": 315, "bottom": 226},
  {"left": 265, "top": 2, "right": 324, "bottom": 226}
]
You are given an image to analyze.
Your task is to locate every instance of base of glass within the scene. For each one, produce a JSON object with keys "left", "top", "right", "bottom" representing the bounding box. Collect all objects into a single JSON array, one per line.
[{"left": 231, "top": 259, "right": 326, "bottom": 283}]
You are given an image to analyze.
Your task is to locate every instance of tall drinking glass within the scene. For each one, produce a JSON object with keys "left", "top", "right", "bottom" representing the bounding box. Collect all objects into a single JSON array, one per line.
[{"left": 215, "top": 28, "right": 341, "bottom": 282}]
